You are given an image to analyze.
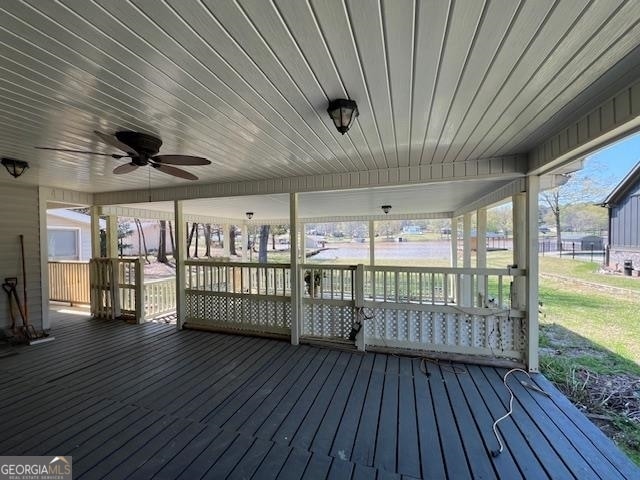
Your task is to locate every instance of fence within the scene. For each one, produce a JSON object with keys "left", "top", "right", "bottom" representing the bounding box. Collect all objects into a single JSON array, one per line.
[
  {"left": 52, "top": 260, "right": 178, "bottom": 322},
  {"left": 361, "top": 265, "right": 525, "bottom": 359},
  {"left": 300, "top": 264, "right": 357, "bottom": 340},
  {"left": 48, "top": 261, "right": 90, "bottom": 304},
  {"left": 181, "top": 260, "right": 527, "bottom": 363},
  {"left": 184, "top": 260, "right": 291, "bottom": 336}
]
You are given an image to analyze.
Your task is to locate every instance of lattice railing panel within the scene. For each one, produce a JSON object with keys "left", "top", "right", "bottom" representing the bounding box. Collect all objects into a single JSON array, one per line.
[
  {"left": 185, "top": 291, "right": 291, "bottom": 335},
  {"left": 363, "top": 307, "right": 524, "bottom": 360},
  {"left": 301, "top": 302, "right": 356, "bottom": 339}
]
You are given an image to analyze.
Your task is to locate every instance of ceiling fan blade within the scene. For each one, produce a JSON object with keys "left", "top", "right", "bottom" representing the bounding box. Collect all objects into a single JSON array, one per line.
[
  {"left": 152, "top": 163, "right": 198, "bottom": 180},
  {"left": 152, "top": 155, "right": 211, "bottom": 166},
  {"left": 35, "top": 147, "right": 126, "bottom": 159},
  {"left": 94, "top": 130, "right": 136, "bottom": 155},
  {"left": 113, "top": 163, "right": 139, "bottom": 174}
]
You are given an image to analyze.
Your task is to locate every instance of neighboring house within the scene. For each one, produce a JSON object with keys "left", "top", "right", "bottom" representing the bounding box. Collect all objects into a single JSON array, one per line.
[
  {"left": 601, "top": 161, "right": 640, "bottom": 269},
  {"left": 47, "top": 209, "right": 105, "bottom": 261},
  {"left": 121, "top": 219, "right": 173, "bottom": 256}
]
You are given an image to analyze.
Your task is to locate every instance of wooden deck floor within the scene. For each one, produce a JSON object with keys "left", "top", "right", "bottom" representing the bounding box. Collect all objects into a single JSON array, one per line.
[{"left": 0, "top": 312, "right": 638, "bottom": 479}]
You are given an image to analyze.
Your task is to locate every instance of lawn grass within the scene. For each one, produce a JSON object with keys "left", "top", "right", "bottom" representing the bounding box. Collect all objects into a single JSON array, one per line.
[{"left": 534, "top": 261, "right": 640, "bottom": 464}]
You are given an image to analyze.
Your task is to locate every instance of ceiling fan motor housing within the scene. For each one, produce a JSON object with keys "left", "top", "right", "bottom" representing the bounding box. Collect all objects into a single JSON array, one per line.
[{"left": 115, "top": 131, "right": 163, "bottom": 156}]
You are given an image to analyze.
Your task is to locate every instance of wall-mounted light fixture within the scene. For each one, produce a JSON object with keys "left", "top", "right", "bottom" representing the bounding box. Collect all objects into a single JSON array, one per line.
[
  {"left": 327, "top": 99, "right": 359, "bottom": 135},
  {"left": 381, "top": 205, "right": 392, "bottom": 214},
  {"left": 1, "top": 157, "right": 29, "bottom": 178},
  {"left": 245, "top": 211, "right": 254, "bottom": 220}
]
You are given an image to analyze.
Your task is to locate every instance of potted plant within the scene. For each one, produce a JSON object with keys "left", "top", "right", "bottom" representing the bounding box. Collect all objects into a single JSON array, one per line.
[{"left": 304, "top": 270, "right": 322, "bottom": 297}]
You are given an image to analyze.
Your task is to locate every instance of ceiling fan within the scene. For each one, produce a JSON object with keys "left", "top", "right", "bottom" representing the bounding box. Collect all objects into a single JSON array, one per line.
[{"left": 36, "top": 130, "right": 211, "bottom": 180}]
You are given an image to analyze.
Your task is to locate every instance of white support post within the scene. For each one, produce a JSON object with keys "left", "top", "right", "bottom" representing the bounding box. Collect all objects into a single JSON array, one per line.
[
  {"left": 300, "top": 223, "right": 306, "bottom": 261},
  {"left": 174, "top": 201, "right": 186, "bottom": 330},
  {"left": 37, "top": 187, "right": 50, "bottom": 330},
  {"left": 513, "top": 193, "right": 526, "bottom": 308},
  {"left": 90, "top": 206, "right": 101, "bottom": 258},
  {"left": 222, "top": 224, "right": 231, "bottom": 258},
  {"left": 526, "top": 176, "right": 540, "bottom": 372},
  {"left": 450, "top": 218, "right": 458, "bottom": 268},
  {"left": 135, "top": 259, "right": 145, "bottom": 324},
  {"left": 477, "top": 208, "right": 487, "bottom": 305},
  {"left": 290, "top": 192, "right": 300, "bottom": 345},
  {"left": 369, "top": 220, "right": 375, "bottom": 266},
  {"left": 106, "top": 215, "right": 118, "bottom": 258},
  {"left": 355, "top": 263, "right": 366, "bottom": 351},
  {"left": 462, "top": 213, "right": 472, "bottom": 306},
  {"left": 242, "top": 223, "right": 249, "bottom": 262}
]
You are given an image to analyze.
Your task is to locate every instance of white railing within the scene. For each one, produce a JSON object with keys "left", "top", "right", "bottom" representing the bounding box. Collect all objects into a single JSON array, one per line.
[
  {"left": 184, "top": 260, "right": 291, "bottom": 335},
  {"left": 48, "top": 261, "right": 90, "bottom": 304},
  {"left": 90, "top": 258, "right": 143, "bottom": 321},
  {"left": 144, "top": 277, "right": 176, "bottom": 320},
  {"left": 88, "top": 256, "right": 528, "bottom": 363},
  {"left": 299, "top": 264, "right": 358, "bottom": 340},
  {"left": 364, "top": 266, "right": 513, "bottom": 308},
  {"left": 362, "top": 265, "right": 525, "bottom": 360}
]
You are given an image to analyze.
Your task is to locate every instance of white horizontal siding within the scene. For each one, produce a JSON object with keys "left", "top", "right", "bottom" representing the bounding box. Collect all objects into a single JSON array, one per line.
[{"left": 0, "top": 184, "right": 42, "bottom": 332}]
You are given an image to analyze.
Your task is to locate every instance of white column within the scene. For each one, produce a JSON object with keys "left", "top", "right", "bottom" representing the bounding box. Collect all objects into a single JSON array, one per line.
[
  {"left": 290, "top": 192, "right": 300, "bottom": 345},
  {"left": 477, "top": 208, "right": 487, "bottom": 305},
  {"left": 300, "top": 223, "right": 306, "bottom": 261},
  {"left": 450, "top": 218, "right": 458, "bottom": 268},
  {"left": 242, "top": 223, "right": 249, "bottom": 262},
  {"left": 369, "top": 220, "right": 375, "bottom": 266},
  {"left": 174, "top": 201, "right": 186, "bottom": 330},
  {"left": 106, "top": 215, "right": 118, "bottom": 258},
  {"left": 526, "top": 176, "right": 540, "bottom": 372},
  {"left": 222, "top": 224, "right": 231, "bottom": 258},
  {"left": 513, "top": 193, "right": 526, "bottom": 307},
  {"left": 90, "top": 206, "right": 101, "bottom": 258},
  {"left": 37, "top": 188, "right": 50, "bottom": 330},
  {"left": 462, "top": 213, "right": 472, "bottom": 306}
]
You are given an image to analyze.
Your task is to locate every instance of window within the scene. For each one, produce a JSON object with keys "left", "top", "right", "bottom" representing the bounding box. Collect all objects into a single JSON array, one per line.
[{"left": 48, "top": 228, "right": 79, "bottom": 260}]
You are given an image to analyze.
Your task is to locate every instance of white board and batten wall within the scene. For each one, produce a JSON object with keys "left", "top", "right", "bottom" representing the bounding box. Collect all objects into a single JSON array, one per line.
[{"left": 0, "top": 184, "right": 42, "bottom": 332}]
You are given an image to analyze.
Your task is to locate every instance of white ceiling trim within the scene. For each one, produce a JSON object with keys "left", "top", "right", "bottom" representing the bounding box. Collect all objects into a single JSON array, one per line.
[{"left": 93, "top": 155, "right": 526, "bottom": 205}]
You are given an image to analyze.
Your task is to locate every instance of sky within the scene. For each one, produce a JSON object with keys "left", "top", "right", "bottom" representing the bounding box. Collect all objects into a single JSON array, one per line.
[{"left": 582, "top": 131, "right": 640, "bottom": 187}]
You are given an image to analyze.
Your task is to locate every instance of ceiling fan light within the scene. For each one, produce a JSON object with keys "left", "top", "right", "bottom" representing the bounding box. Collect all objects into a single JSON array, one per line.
[
  {"left": 327, "top": 99, "right": 359, "bottom": 134},
  {"left": 246, "top": 211, "right": 254, "bottom": 220},
  {"left": 381, "top": 205, "right": 392, "bottom": 214}
]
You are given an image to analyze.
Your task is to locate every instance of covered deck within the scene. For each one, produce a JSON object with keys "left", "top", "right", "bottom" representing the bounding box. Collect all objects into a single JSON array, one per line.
[{"left": 0, "top": 310, "right": 637, "bottom": 479}]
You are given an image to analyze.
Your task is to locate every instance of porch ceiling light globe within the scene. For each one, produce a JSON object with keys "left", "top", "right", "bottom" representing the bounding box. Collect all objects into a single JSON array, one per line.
[
  {"left": 327, "top": 99, "right": 359, "bottom": 134},
  {"left": 381, "top": 205, "right": 392, "bottom": 214},
  {"left": 245, "top": 211, "right": 254, "bottom": 219}
]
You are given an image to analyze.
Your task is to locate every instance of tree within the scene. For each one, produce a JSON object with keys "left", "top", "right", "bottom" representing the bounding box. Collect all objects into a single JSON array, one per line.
[
  {"left": 270, "top": 225, "right": 288, "bottom": 250},
  {"left": 540, "top": 167, "right": 608, "bottom": 249},
  {"left": 203, "top": 224, "right": 212, "bottom": 257},
  {"left": 117, "top": 221, "right": 134, "bottom": 257},
  {"left": 157, "top": 220, "right": 168, "bottom": 263},
  {"left": 187, "top": 223, "right": 198, "bottom": 258},
  {"left": 229, "top": 226, "right": 238, "bottom": 256},
  {"left": 168, "top": 221, "right": 175, "bottom": 255},
  {"left": 134, "top": 218, "right": 149, "bottom": 263},
  {"left": 258, "top": 225, "right": 270, "bottom": 263}
]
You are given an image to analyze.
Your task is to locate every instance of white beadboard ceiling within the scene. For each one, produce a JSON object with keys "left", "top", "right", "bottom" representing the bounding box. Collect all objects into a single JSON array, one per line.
[{"left": 2, "top": 0, "right": 640, "bottom": 207}]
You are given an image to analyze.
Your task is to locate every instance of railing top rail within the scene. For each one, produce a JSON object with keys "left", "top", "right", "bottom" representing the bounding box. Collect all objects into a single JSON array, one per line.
[
  {"left": 299, "top": 263, "right": 358, "bottom": 270},
  {"left": 144, "top": 277, "right": 176, "bottom": 285},
  {"left": 365, "top": 265, "right": 525, "bottom": 276},
  {"left": 48, "top": 260, "right": 90, "bottom": 264},
  {"left": 184, "top": 260, "right": 291, "bottom": 268}
]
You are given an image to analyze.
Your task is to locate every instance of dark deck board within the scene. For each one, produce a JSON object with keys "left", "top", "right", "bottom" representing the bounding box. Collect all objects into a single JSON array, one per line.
[
  {"left": 252, "top": 349, "right": 330, "bottom": 441},
  {"left": 467, "top": 364, "right": 567, "bottom": 479},
  {"left": 0, "top": 313, "right": 637, "bottom": 479}
]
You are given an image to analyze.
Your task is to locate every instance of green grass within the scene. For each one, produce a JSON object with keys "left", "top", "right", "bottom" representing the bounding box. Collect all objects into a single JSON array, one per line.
[{"left": 534, "top": 257, "right": 640, "bottom": 465}]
